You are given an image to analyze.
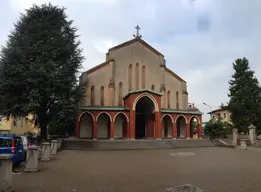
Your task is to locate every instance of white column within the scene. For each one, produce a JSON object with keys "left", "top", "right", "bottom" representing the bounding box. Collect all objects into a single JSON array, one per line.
[
  {"left": 25, "top": 146, "right": 39, "bottom": 172},
  {"left": 41, "top": 142, "right": 51, "bottom": 161},
  {"left": 240, "top": 139, "right": 247, "bottom": 150},
  {"left": 51, "top": 140, "right": 58, "bottom": 155},
  {"left": 0, "top": 154, "right": 12, "bottom": 192},
  {"left": 248, "top": 124, "right": 256, "bottom": 145}
]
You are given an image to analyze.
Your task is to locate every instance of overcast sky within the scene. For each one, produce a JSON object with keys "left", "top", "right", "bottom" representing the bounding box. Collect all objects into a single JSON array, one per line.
[{"left": 1, "top": 0, "right": 260, "bottom": 121}]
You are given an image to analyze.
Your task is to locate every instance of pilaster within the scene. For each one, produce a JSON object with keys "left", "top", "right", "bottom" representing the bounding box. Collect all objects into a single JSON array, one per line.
[
  {"left": 109, "top": 60, "right": 115, "bottom": 80},
  {"left": 160, "top": 84, "right": 166, "bottom": 108},
  {"left": 109, "top": 79, "right": 115, "bottom": 106}
]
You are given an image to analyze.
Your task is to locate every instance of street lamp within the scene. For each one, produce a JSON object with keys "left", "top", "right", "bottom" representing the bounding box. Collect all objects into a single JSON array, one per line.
[{"left": 203, "top": 102, "right": 213, "bottom": 119}]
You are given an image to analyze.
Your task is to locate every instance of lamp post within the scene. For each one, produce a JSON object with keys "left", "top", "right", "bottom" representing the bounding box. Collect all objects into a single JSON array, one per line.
[{"left": 203, "top": 102, "right": 213, "bottom": 120}]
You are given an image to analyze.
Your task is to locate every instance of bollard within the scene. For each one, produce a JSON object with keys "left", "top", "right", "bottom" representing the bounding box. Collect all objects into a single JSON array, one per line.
[
  {"left": 248, "top": 124, "right": 256, "bottom": 145},
  {"left": 24, "top": 146, "right": 39, "bottom": 172},
  {"left": 51, "top": 140, "right": 58, "bottom": 155},
  {"left": 240, "top": 139, "right": 247, "bottom": 150},
  {"left": 41, "top": 142, "right": 51, "bottom": 161},
  {"left": 0, "top": 154, "right": 12, "bottom": 192},
  {"left": 232, "top": 128, "right": 238, "bottom": 146}
]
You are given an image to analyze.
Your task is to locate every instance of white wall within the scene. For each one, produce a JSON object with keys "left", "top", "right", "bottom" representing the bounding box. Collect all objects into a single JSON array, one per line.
[
  {"left": 97, "top": 114, "right": 110, "bottom": 138},
  {"left": 178, "top": 118, "right": 186, "bottom": 138},
  {"left": 80, "top": 114, "right": 93, "bottom": 138},
  {"left": 161, "top": 117, "right": 172, "bottom": 138},
  {"left": 114, "top": 116, "right": 124, "bottom": 138}
]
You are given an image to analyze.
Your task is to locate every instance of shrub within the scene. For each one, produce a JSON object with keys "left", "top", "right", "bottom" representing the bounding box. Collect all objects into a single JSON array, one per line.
[{"left": 204, "top": 119, "right": 233, "bottom": 138}]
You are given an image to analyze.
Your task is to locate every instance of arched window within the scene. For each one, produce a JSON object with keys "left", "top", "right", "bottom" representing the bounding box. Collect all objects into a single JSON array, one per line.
[
  {"left": 128, "top": 64, "right": 132, "bottom": 91},
  {"left": 100, "top": 86, "right": 104, "bottom": 106},
  {"left": 167, "top": 90, "right": 171, "bottom": 108},
  {"left": 136, "top": 63, "right": 139, "bottom": 90},
  {"left": 176, "top": 91, "right": 179, "bottom": 109},
  {"left": 142, "top": 65, "right": 146, "bottom": 89},
  {"left": 118, "top": 82, "right": 123, "bottom": 106},
  {"left": 151, "top": 84, "right": 155, "bottom": 91},
  {"left": 91, "top": 86, "right": 95, "bottom": 105}
]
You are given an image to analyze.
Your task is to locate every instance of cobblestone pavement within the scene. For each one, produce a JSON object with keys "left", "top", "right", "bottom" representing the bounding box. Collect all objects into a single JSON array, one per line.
[{"left": 12, "top": 147, "right": 261, "bottom": 192}]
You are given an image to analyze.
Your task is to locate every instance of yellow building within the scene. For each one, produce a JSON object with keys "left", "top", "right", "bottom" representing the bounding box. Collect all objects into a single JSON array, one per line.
[
  {"left": 207, "top": 108, "right": 232, "bottom": 124},
  {"left": 0, "top": 115, "right": 39, "bottom": 135}
]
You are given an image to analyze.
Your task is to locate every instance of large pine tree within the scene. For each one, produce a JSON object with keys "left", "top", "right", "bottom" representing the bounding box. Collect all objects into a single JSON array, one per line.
[
  {"left": 227, "top": 57, "right": 261, "bottom": 132},
  {"left": 0, "top": 3, "right": 84, "bottom": 140}
]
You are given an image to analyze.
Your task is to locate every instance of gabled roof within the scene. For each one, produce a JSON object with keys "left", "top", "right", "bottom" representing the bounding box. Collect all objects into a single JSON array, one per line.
[
  {"left": 165, "top": 67, "right": 186, "bottom": 83},
  {"left": 123, "top": 89, "right": 163, "bottom": 100},
  {"left": 108, "top": 37, "right": 164, "bottom": 57},
  {"left": 207, "top": 108, "right": 230, "bottom": 114},
  {"left": 82, "top": 61, "right": 109, "bottom": 76},
  {"left": 81, "top": 37, "right": 186, "bottom": 84}
]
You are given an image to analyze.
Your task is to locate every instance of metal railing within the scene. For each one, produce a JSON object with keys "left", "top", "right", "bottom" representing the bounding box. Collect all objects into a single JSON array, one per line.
[{"left": 207, "top": 133, "right": 234, "bottom": 148}]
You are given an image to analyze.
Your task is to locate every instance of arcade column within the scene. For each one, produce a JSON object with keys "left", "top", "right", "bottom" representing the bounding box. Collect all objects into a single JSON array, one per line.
[
  {"left": 110, "top": 121, "right": 115, "bottom": 140},
  {"left": 129, "top": 110, "right": 135, "bottom": 140},
  {"left": 92, "top": 121, "right": 97, "bottom": 140},
  {"left": 199, "top": 115, "right": 203, "bottom": 138},
  {"left": 155, "top": 111, "right": 162, "bottom": 140},
  {"left": 186, "top": 123, "right": 190, "bottom": 139},
  {"left": 172, "top": 121, "right": 177, "bottom": 139}
]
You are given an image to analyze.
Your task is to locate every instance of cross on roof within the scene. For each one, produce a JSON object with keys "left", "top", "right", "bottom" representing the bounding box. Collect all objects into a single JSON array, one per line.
[{"left": 133, "top": 24, "right": 142, "bottom": 38}]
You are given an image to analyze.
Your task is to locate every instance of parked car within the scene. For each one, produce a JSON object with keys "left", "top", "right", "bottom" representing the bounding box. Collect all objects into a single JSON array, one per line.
[{"left": 0, "top": 135, "right": 25, "bottom": 165}]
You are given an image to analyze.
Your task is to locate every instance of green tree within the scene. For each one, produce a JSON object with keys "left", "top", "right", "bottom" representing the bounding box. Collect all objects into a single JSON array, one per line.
[
  {"left": 227, "top": 57, "right": 261, "bottom": 132},
  {"left": 204, "top": 119, "right": 232, "bottom": 138},
  {"left": 48, "top": 84, "right": 85, "bottom": 136},
  {"left": 0, "top": 3, "right": 84, "bottom": 140}
]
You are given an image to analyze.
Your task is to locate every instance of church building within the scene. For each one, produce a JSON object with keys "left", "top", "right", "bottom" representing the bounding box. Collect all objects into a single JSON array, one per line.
[{"left": 76, "top": 26, "right": 203, "bottom": 140}]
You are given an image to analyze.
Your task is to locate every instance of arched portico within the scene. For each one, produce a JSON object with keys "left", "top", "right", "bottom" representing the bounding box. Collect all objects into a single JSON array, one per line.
[
  {"left": 176, "top": 115, "right": 187, "bottom": 138},
  {"left": 161, "top": 115, "right": 173, "bottom": 139},
  {"left": 134, "top": 96, "right": 156, "bottom": 139},
  {"left": 76, "top": 109, "right": 201, "bottom": 140},
  {"left": 79, "top": 112, "right": 94, "bottom": 138},
  {"left": 114, "top": 112, "right": 129, "bottom": 139},
  {"left": 96, "top": 112, "right": 111, "bottom": 139},
  {"left": 189, "top": 116, "right": 200, "bottom": 138},
  {"left": 76, "top": 89, "right": 203, "bottom": 140}
]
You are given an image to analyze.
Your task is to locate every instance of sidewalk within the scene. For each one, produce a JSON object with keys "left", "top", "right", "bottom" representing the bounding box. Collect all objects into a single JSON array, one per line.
[{"left": 236, "top": 146, "right": 261, "bottom": 152}]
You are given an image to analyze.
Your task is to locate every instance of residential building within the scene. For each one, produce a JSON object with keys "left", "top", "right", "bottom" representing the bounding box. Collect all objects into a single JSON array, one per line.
[
  {"left": 208, "top": 108, "right": 232, "bottom": 124},
  {"left": 0, "top": 115, "right": 39, "bottom": 135}
]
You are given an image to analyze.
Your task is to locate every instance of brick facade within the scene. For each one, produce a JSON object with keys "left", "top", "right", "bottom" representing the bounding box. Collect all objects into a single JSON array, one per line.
[
  {"left": 77, "top": 36, "right": 203, "bottom": 140},
  {"left": 76, "top": 90, "right": 202, "bottom": 140}
]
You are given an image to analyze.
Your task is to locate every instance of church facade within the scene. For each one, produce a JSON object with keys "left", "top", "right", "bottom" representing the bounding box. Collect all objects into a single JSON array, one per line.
[{"left": 76, "top": 28, "right": 203, "bottom": 140}]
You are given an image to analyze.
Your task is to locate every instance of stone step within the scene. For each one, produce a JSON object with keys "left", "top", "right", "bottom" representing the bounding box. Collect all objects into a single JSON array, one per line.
[{"left": 62, "top": 139, "right": 215, "bottom": 150}]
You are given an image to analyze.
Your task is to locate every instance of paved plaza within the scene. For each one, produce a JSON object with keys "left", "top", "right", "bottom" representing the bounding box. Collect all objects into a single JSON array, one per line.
[{"left": 13, "top": 147, "right": 261, "bottom": 192}]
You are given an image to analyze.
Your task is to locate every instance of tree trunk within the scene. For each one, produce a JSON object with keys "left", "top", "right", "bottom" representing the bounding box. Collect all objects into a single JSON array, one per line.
[{"left": 40, "top": 124, "right": 48, "bottom": 142}]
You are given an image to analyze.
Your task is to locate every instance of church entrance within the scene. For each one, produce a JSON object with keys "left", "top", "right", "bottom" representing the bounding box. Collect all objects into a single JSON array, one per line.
[{"left": 135, "top": 96, "right": 155, "bottom": 139}]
